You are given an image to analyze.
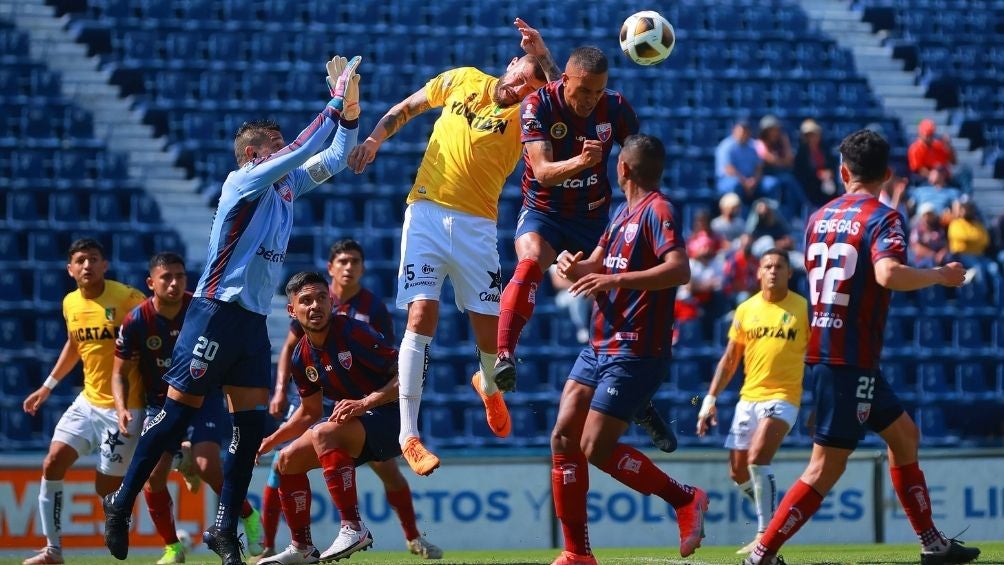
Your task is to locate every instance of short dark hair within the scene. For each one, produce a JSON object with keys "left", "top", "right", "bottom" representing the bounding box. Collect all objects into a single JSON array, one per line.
[
  {"left": 567, "top": 46, "right": 608, "bottom": 74},
  {"left": 839, "top": 129, "right": 890, "bottom": 184},
  {"left": 234, "top": 119, "right": 281, "bottom": 165},
  {"left": 67, "top": 238, "right": 105, "bottom": 261},
  {"left": 149, "top": 252, "right": 185, "bottom": 272},
  {"left": 621, "top": 134, "right": 665, "bottom": 187},
  {"left": 328, "top": 238, "right": 365, "bottom": 263},
  {"left": 759, "top": 248, "right": 790, "bottom": 267},
  {"left": 285, "top": 271, "right": 328, "bottom": 297},
  {"left": 516, "top": 54, "right": 547, "bottom": 82}
]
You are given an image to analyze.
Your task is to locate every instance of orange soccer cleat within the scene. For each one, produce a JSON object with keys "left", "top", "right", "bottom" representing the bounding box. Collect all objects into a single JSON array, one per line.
[
  {"left": 402, "top": 436, "right": 441, "bottom": 476},
  {"left": 677, "top": 487, "right": 709, "bottom": 557},
  {"left": 550, "top": 550, "right": 598, "bottom": 565},
  {"left": 471, "top": 371, "right": 511, "bottom": 437}
]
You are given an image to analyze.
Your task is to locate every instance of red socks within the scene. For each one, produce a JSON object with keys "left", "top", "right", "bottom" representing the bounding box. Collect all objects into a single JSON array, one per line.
[
  {"left": 144, "top": 488, "right": 179, "bottom": 544},
  {"left": 758, "top": 480, "right": 823, "bottom": 556},
  {"left": 319, "top": 448, "right": 360, "bottom": 523},
  {"left": 386, "top": 487, "right": 420, "bottom": 541},
  {"left": 598, "top": 444, "right": 695, "bottom": 508},
  {"left": 552, "top": 452, "right": 591, "bottom": 556},
  {"left": 240, "top": 499, "right": 254, "bottom": 519},
  {"left": 279, "top": 473, "right": 313, "bottom": 546},
  {"left": 498, "top": 259, "right": 543, "bottom": 356},
  {"left": 262, "top": 484, "right": 281, "bottom": 548},
  {"left": 890, "top": 461, "right": 941, "bottom": 545}
]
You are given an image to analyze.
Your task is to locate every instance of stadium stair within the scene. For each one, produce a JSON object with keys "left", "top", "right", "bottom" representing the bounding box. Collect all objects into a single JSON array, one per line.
[
  {"left": 0, "top": 0, "right": 211, "bottom": 262},
  {"left": 797, "top": 0, "right": 1004, "bottom": 216}
]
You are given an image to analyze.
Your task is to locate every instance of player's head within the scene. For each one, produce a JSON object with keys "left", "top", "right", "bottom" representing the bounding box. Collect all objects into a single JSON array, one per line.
[
  {"left": 234, "top": 119, "right": 284, "bottom": 166},
  {"left": 66, "top": 238, "right": 108, "bottom": 289},
  {"left": 285, "top": 272, "right": 332, "bottom": 333},
  {"left": 617, "top": 134, "right": 665, "bottom": 191},
  {"left": 327, "top": 239, "right": 365, "bottom": 292},
  {"left": 838, "top": 129, "right": 892, "bottom": 189},
  {"left": 495, "top": 54, "right": 547, "bottom": 108},
  {"left": 147, "top": 252, "right": 187, "bottom": 305},
  {"left": 562, "top": 46, "right": 608, "bottom": 117},
  {"left": 757, "top": 248, "right": 791, "bottom": 294}
]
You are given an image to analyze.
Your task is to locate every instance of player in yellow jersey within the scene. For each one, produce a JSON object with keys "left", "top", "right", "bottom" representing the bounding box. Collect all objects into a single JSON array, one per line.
[
  {"left": 695, "top": 248, "right": 808, "bottom": 555},
  {"left": 347, "top": 19, "right": 558, "bottom": 476},
  {"left": 21, "top": 239, "right": 146, "bottom": 565}
]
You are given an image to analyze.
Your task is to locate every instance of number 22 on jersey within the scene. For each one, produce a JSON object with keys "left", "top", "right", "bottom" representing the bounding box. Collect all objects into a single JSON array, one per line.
[{"left": 807, "top": 242, "right": 858, "bottom": 306}]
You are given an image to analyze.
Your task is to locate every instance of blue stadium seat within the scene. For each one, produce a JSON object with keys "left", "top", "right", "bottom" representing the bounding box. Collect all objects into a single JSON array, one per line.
[
  {"left": 465, "top": 407, "right": 500, "bottom": 443},
  {"left": 882, "top": 316, "right": 908, "bottom": 352},
  {"left": 918, "top": 363, "right": 950, "bottom": 397},
  {"left": 2, "top": 404, "right": 44, "bottom": 450},
  {"left": 421, "top": 405, "right": 462, "bottom": 446},
  {"left": 670, "top": 359, "right": 705, "bottom": 400},
  {"left": 130, "top": 193, "right": 162, "bottom": 225},
  {"left": 90, "top": 193, "right": 126, "bottom": 226},
  {"left": 28, "top": 231, "right": 66, "bottom": 264},
  {"left": 21, "top": 106, "right": 56, "bottom": 138},
  {"left": 426, "top": 363, "right": 464, "bottom": 399},
  {"left": 36, "top": 316, "right": 66, "bottom": 355},
  {"left": 112, "top": 232, "right": 148, "bottom": 264},
  {"left": 956, "top": 362, "right": 992, "bottom": 398},
  {"left": 63, "top": 107, "right": 94, "bottom": 139},
  {"left": 151, "top": 231, "right": 184, "bottom": 254},
  {"left": 953, "top": 318, "right": 988, "bottom": 351},
  {"left": 0, "top": 314, "right": 27, "bottom": 352},
  {"left": 880, "top": 360, "right": 915, "bottom": 399},
  {"left": 0, "top": 269, "right": 25, "bottom": 307},
  {"left": 0, "top": 230, "right": 24, "bottom": 264},
  {"left": 325, "top": 198, "right": 360, "bottom": 228},
  {"left": 915, "top": 285, "right": 947, "bottom": 310},
  {"left": 914, "top": 318, "right": 946, "bottom": 350},
  {"left": 0, "top": 360, "right": 33, "bottom": 396},
  {"left": 916, "top": 406, "right": 956, "bottom": 443},
  {"left": 509, "top": 405, "right": 541, "bottom": 445},
  {"left": 675, "top": 320, "right": 704, "bottom": 348},
  {"left": 6, "top": 192, "right": 40, "bottom": 226},
  {"left": 34, "top": 270, "right": 70, "bottom": 305}
]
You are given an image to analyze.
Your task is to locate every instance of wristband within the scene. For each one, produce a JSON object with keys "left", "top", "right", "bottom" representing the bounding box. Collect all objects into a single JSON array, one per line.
[
  {"left": 698, "top": 394, "right": 716, "bottom": 418},
  {"left": 43, "top": 376, "right": 59, "bottom": 391}
]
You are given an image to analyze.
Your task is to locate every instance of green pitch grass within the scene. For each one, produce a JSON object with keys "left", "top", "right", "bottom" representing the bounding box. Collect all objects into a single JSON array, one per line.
[{"left": 1, "top": 542, "right": 1002, "bottom": 564}]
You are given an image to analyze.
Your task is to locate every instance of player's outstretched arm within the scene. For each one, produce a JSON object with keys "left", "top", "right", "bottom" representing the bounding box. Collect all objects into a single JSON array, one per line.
[
  {"left": 293, "top": 74, "right": 361, "bottom": 195},
  {"left": 110, "top": 356, "right": 136, "bottom": 436},
  {"left": 24, "top": 334, "right": 81, "bottom": 416},
  {"left": 698, "top": 339, "right": 744, "bottom": 436},
  {"left": 514, "top": 17, "right": 560, "bottom": 81},
  {"left": 330, "top": 369, "right": 399, "bottom": 423},
  {"left": 525, "top": 139, "right": 603, "bottom": 187},
  {"left": 611, "top": 247, "right": 691, "bottom": 291},
  {"left": 259, "top": 391, "right": 323, "bottom": 458},
  {"left": 874, "top": 258, "right": 966, "bottom": 291},
  {"left": 347, "top": 87, "right": 433, "bottom": 174},
  {"left": 557, "top": 248, "right": 604, "bottom": 282}
]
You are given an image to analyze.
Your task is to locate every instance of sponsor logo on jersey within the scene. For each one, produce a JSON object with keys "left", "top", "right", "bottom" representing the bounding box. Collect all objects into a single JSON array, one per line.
[
  {"left": 190, "top": 359, "right": 208, "bottom": 379},
  {"left": 155, "top": 357, "right": 172, "bottom": 368},
  {"left": 276, "top": 183, "right": 292, "bottom": 202},
  {"left": 105, "top": 308, "right": 116, "bottom": 321},
  {"left": 73, "top": 326, "right": 116, "bottom": 342},
  {"left": 856, "top": 402, "right": 871, "bottom": 424},
  {"left": 811, "top": 314, "right": 844, "bottom": 328},
  {"left": 146, "top": 335, "right": 162, "bottom": 350},
  {"left": 479, "top": 269, "right": 503, "bottom": 303},
  {"left": 449, "top": 97, "right": 508, "bottom": 135},
  {"left": 624, "top": 222, "right": 639, "bottom": 244},
  {"left": 596, "top": 122, "right": 612, "bottom": 143},
  {"left": 613, "top": 331, "right": 638, "bottom": 341},
  {"left": 521, "top": 103, "right": 535, "bottom": 118},
  {"left": 338, "top": 351, "right": 353, "bottom": 370},
  {"left": 559, "top": 173, "right": 599, "bottom": 189},
  {"left": 604, "top": 255, "right": 628, "bottom": 269},
  {"left": 745, "top": 326, "right": 799, "bottom": 341},
  {"left": 550, "top": 122, "right": 567, "bottom": 139},
  {"left": 256, "top": 246, "right": 287, "bottom": 263},
  {"left": 422, "top": 264, "right": 435, "bottom": 275},
  {"left": 305, "top": 366, "right": 319, "bottom": 382}
]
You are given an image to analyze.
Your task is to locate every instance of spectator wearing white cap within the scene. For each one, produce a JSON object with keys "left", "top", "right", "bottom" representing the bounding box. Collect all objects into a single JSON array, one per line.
[
  {"left": 712, "top": 192, "right": 746, "bottom": 246},
  {"left": 755, "top": 115, "right": 805, "bottom": 218}
]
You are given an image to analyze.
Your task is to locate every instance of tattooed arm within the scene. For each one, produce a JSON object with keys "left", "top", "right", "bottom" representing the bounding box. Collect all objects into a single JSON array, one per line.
[{"left": 347, "top": 88, "right": 433, "bottom": 173}]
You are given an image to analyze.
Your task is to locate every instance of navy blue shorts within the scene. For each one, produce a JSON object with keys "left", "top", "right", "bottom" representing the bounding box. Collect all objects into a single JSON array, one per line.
[
  {"left": 354, "top": 403, "right": 401, "bottom": 466},
  {"left": 163, "top": 298, "right": 271, "bottom": 396},
  {"left": 515, "top": 207, "right": 608, "bottom": 255},
  {"left": 811, "top": 363, "right": 905, "bottom": 450},
  {"left": 567, "top": 348, "right": 668, "bottom": 422},
  {"left": 146, "top": 391, "right": 231, "bottom": 446}
]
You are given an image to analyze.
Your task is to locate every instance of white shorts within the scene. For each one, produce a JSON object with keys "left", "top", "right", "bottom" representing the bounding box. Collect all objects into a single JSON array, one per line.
[
  {"left": 396, "top": 200, "right": 501, "bottom": 316},
  {"left": 724, "top": 398, "right": 799, "bottom": 451},
  {"left": 51, "top": 393, "right": 143, "bottom": 476}
]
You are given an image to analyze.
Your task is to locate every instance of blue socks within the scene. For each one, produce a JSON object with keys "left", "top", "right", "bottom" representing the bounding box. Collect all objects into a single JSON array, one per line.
[
  {"left": 214, "top": 408, "right": 267, "bottom": 532},
  {"left": 113, "top": 398, "right": 196, "bottom": 510}
]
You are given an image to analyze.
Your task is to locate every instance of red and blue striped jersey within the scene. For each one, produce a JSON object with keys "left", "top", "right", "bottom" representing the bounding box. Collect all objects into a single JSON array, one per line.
[
  {"left": 290, "top": 315, "right": 397, "bottom": 402},
  {"left": 289, "top": 287, "right": 395, "bottom": 343},
  {"left": 115, "top": 293, "right": 193, "bottom": 407},
  {"left": 804, "top": 193, "right": 908, "bottom": 369},
  {"left": 519, "top": 81, "right": 639, "bottom": 220},
  {"left": 591, "top": 191, "right": 683, "bottom": 357}
]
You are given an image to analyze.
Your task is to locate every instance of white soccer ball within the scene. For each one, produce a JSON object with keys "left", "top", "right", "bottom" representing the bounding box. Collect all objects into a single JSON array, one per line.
[
  {"left": 619, "top": 10, "right": 676, "bottom": 66},
  {"left": 176, "top": 528, "right": 193, "bottom": 551}
]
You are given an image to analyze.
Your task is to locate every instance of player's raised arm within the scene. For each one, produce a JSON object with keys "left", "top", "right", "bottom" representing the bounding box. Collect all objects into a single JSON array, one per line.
[
  {"left": 524, "top": 139, "right": 603, "bottom": 188},
  {"left": 23, "top": 333, "right": 81, "bottom": 416},
  {"left": 514, "top": 17, "right": 560, "bottom": 81},
  {"left": 348, "top": 87, "right": 433, "bottom": 174},
  {"left": 697, "top": 338, "right": 745, "bottom": 436},
  {"left": 874, "top": 258, "right": 966, "bottom": 291}
]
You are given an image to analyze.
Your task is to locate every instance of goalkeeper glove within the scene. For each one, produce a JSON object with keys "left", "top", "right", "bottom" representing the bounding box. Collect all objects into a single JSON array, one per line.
[{"left": 326, "top": 55, "right": 362, "bottom": 120}]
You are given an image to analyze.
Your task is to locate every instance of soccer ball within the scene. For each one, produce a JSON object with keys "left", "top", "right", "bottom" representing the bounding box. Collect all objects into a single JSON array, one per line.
[
  {"left": 619, "top": 11, "right": 676, "bottom": 66},
  {"left": 176, "top": 528, "right": 193, "bottom": 551}
]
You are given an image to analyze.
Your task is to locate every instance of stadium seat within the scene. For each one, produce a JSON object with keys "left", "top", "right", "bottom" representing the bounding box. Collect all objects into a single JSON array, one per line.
[
  {"left": 34, "top": 270, "right": 71, "bottom": 306},
  {"left": 880, "top": 360, "right": 915, "bottom": 400},
  {"left": 953, "top": 318, "right": 989, "bottom": 352},
  {"left": 0, "top": 360, "right": 33, "bottom": 396},
  {"left": 916, "top": 406, "right": 956, "bottom": 443},
  {"left": 915, "top": 318, "right": 946, "bottom": 351},
  {"left": 956, "top": 362, "right": 993, "bottom": 399},
  {"left": 130, "top": 193, "right": 162, "bottom": 225},
  {"left": 0, "top": 269, "right": 26, "bottom": 308},
  {"left": 28, "top": 231, "right": 67, "bottom": 264},
  {"left": 421, "top": 405, "right": 463, "bottom": 447},
  {"left": 49, "top": 192, "right": 84, "bottom": 227},
  {"left": 90, "top": 193, "right": 126, "bottom": 226},
  {"left": 35, "top": 316, "right": 66, "bottom": 355},
  {"left": 918, "top": 363, "right": 950, "bottom": 397},
  {"left": 2, "top": 403, "right": 44, "bottom": 450},
  {"left": 5, "top": 191, "right": 40, "bottom": 227},
  {"left": 151, "top": 231, "right": 184, "bottom": 255},
  {"left": 113, "top": 232, "right": 149, "bottom": 264}
]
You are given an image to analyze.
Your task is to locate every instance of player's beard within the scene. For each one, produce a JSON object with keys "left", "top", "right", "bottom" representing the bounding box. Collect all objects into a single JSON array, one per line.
[{"left": 493, "top": 83, "right": 519, "bottom": 108}]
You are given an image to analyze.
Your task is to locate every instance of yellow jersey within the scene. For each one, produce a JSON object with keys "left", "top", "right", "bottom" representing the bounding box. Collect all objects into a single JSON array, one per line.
[
  {"left": 63, "top": 280, "right": 146, "bottom": 409},
  {"left": 407, "top": 67, "right": 522, "bottom": 221},
  {"left": 728, "top": 291, "right": 808, "bottom": 406}
]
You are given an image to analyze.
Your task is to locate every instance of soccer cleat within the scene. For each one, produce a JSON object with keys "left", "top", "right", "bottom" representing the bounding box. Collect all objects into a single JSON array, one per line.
[
  {"left": 549, "top": 550, "right": 597, "bottom": 565},
  {"left": 471, "top": 371, "right": 511, "bottom": 437},
  {"left": 406, "top": 536, "right": 443, "bottom": 559},
  {"left": 676, "top": 487, "right": 709, "bottom": 557},
  {"left": 736, "top": 533, "right": 762, "bottom": 555},
  {"left": 401, "top": 437, "right": 440, "bottom": 476},
  {"left": 22, "top": 546, "right": 63, "bottom": 565},
  {"left": 242, "top": 508, "right": 265, "bottom": 556},
  {"left": 103, "top": 493, "right": 132, "bottom": 560},
  {"left": 921, "top": 537, "right": 981, "bottom": 565},
  {"left": 156, "top": 541, "right": 186, "bottom": 564},
  {"left": 203, "top": 526, "right": 245, "bottom": 565},
  {"left": 177, "top": 442, "right": 201, "bottom": 494},
  {"left": 493, "top": 354, "right": 517, "bottom": 393},
  {"left": 633, "top": 402, "right": 677, "bottom": 453},
  {"left": 319, "top": 524, "right": 373, "bottom": 562},
  {"left": 257, "top": 543, "right": 320, "bottom": 565},
  {"left": 742, "top": 554, "right": 787, "bottom": 565},
  {"left": 257, "top": 547, "right": 277, "bottom": 560}
]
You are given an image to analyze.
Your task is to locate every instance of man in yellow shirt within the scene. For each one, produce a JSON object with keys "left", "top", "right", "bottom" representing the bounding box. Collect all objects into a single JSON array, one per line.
[
  {"left": 347, "top": 18, "right": 556, "bottom": 475},
  {"left": 21, "top": 238, "right": 146, "bottom": 565},
  {"left": 696, "top": 249, "right": 808, "bottom": 555}
]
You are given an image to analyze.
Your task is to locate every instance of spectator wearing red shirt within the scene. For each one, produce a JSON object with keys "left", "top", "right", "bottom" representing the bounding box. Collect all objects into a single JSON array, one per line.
[{"left": 907, "top": 119, "right": 956, "bottom": 180}]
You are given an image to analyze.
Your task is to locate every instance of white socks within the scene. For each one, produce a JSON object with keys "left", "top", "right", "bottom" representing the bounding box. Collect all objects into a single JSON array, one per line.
[
  {"left": 736, "top": 479, "right": 756, "bottom": 504},
  {"left": 749, "top": 464, "right": 776, "bottom": 533},
  {"left": 478, "top": 349, "right": 498, "bottom": 395},
  {"left": 398, "top": 330, "right": 432, "bottom": 445},
  {"left": 39, "top": 478, "right": 63, "bottom": 548}
]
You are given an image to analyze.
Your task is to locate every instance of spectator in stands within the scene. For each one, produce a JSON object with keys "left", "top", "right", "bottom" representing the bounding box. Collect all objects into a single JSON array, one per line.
[
  {"left": 711, "top": 192, "right": 746, "bottom": 246},
  {"left": 549, "top": 267, "right": 592, "bottom": 344},
  {"left": 907, "top": 119, "right": 958, "bottom": 182},
  {"left": 878, "top": 174, "right": 909, "bottom": 221},
  {"left": 755, "top": 114, "right": 804, "bottom": 217},
  {"left": 688, "top": 208, "right": 724, "bottom": 252},
  {"left": 716, "top": 118, "right": 774, "bottom": 205},
  {"left": 793, "top": 119, "right": 839, "bottom": 208},
  {"left": 746, "top": 198, "right": 794, "bottom": 251},
  {"left": 947, "top": 199, "right": 991, "bottom": 264},
  {"left": 909, "top": 203, "right": 949, "bottom": 268},
  {"left": 685, "top": 232, "right": 728, "bottom": 339},
  {"left": 909, "top": 166, "right": 961, "bottom": 220},
  {"left": 722, "top": 236, "right": 760, "bottom": 304}
]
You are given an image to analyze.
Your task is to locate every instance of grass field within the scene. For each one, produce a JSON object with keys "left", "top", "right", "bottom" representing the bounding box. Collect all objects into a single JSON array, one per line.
[{"left": 2, "top": 542, "right": 1002, "bottom": 565}]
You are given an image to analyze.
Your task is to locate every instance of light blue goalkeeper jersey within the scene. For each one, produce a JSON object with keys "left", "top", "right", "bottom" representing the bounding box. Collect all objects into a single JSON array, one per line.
[{"left": 194, "top": 106, "right": 358, "bottom": 315}]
